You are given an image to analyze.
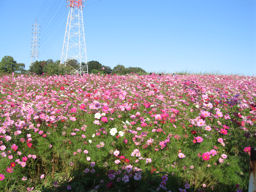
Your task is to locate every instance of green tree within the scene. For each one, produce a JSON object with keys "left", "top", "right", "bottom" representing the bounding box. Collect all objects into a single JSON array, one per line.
[
  {"left": 29, "top": 61, "right": 45, "bottom": 75},
  {"left": 112, "top": 65, "right": 126, "bottom": 75},
  {"left": 0, "top": 56, "right": 25, "bottom": 73},
  {"left": 87, "top": 61, "right": 103, "bottom": 73},
  {"left": 43, "top": 60, "right": 61, "bottom": 75},
  {"left": 102, "top": 65, "right": 112, "bottom": 74},
  {"left": 65, "top": 59, "right": 79, "bottom": 71},
  {"left": 126, "top": 67, "right": 146, "bottom": 74}
]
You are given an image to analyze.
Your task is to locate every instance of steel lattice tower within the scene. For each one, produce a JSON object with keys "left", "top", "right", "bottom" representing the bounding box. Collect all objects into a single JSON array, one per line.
[
  {"left": 31, "top": 21, "right": 40, "bottom": 65},
  {"left": 61, "top": 0, "right": 88, "bottom": 74}
]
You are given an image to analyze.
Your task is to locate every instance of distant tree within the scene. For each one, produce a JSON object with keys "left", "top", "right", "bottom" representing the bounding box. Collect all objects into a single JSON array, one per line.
[
  {"left": 65, "top": 59, "right": 79, "bottom": 71},
  {"left": 126, "top": 67, "right": 146, "bottom": 74},
  {"left": 0, "top": 56, "right": 25, "bottom": 73},
  {"left": 29, "top": 61, "right": 46, "bottom": 75},
  {"left": 87, "top": 61, "right": 103, "bottom": 73},
  {"left": 112, "top": 65, "right": 126, "bottom": 75},
  {"left": 102, "top": 65, "right": 112, "bottom": 74},
  {"left": 43, "top": 60, "right": 61, "bottom": 75}
]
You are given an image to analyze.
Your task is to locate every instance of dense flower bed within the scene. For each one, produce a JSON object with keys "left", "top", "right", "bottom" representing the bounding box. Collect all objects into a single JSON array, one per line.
[{"left": 0, "top": 74, "right": 255, "bottom": 192}]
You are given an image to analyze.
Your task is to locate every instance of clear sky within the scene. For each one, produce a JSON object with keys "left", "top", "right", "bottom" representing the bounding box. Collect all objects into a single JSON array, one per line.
[{"left": 0, "top": 0, "right": 255, "bottom": 75}]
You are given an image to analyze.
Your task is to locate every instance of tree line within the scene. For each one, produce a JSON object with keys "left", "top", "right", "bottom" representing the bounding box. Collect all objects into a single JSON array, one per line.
[{"left": 0, "top": 56, "right": 147, "bottom": 75}]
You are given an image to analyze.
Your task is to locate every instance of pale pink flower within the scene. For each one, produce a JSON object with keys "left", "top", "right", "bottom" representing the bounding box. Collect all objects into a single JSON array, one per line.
[
  {"left": 0, "top": 145, "right": 6, "bottom": 151},
  {"left": 219, "top": 158, "right": 224, "bottom": 163},
  {"left": 221, "top": 154, "right": 227, "bottom": 159},
  {"left": 40, "top": 174, "right": 45, "bottom": 179},
  {"left": 8, "top": 155, "right": 13, "bottom": 159},
  {"left": 205, "top": 126, "right": 211, "bottom": 131},
  {"left": 146, "top": 158, "right": 152, "bottom": 164},
  {"left": 178, "top": 153, "right": 185, "bottom": 159},
  {"left": 20, "top": 161, "right": 26, "bottom": 167},
  {"left": 197, "top": 119, "right": 205, "bottom": 127},
  {"left": 113, "top": 150, "right": 120, "bottom": 157},
  {"left": 218, "top": 138, "right": 224, "bottom": 143}
]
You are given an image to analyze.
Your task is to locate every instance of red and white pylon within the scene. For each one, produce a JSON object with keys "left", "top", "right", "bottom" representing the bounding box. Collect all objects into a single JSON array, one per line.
[{"left": 61, "top": 0, "right": 88, "bottom": 74}]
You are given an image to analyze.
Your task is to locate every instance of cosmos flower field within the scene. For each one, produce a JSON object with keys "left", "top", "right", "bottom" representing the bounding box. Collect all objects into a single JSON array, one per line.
[{"left": 0, "top": 74, "right": 255, "bottom": 192}]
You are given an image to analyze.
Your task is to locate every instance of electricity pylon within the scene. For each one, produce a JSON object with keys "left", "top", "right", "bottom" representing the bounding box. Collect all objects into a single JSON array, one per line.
[
  {"left": 61, "top": 0, "right": 88, "bottom": 74},
  {"left": 31, "top": 21, "right": 40, "bottom": 65}
]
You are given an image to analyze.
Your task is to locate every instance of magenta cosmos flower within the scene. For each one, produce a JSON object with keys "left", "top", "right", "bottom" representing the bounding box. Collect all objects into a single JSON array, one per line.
[
  {"left": 0, "top": 174, "right": 5, "bottom": 181},
  {"left": 101, "top": 116, "right": 108, "bottom": 123},
  {"left": 202, "top": 152, "right": 210, "bottom": 161},
  {"left": 243, "top": 146, "right": 251, "bottom": 153}
]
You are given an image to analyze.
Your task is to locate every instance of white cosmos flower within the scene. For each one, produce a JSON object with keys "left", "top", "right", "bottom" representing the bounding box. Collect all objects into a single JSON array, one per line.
[
  {"left": 110, "top": 128, "right": 118, "bottom": 136},
  {"left": 125, "top": 120, "right": 131, "bottom": 126},
  {"left": 94, "top": 113, "right": 101, "bottom": 119},
  {"left": 118, "top": 131, "right": 124, "bottom": 137}
]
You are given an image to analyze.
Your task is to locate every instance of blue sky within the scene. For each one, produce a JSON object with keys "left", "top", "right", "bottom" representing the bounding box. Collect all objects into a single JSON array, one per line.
[{"left": 0, "top": 0, "right": 255, "bottom": 75}]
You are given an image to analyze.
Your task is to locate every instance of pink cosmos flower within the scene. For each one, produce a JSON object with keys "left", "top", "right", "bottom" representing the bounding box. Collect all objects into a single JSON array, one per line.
[
  {"left": 20, "top": 162, "right": 26, "bottom": 167},
  {"left": 178, "top": 153, "right": 186, "bottom": 159},
  {"left": 0, "top": 145, "right": 6, "bottom": 151},
  {"left": 11, "top": 144, "right": 18, "bottom": 151},
  {"left": 218, "top": 138, "right": 224, "bottom": 143},
  {"left": 221, "top": 154, "right": 227, "bottom": 159},
  {"left": 155, "top": 114, "right": 162, "bottom": 121},
  {"left": 0, "top": 174, "right": 4, "bottom": 181},
  {"left": 219, "top": 158, "right": 224, "bottom": 163},
  {"left": 209, "top": 149, "right": 217, "bottom": 156},
  {"left": 22, "top": 156, "right": 28, "bottom": 162},
  {"left": 80, "top": 104, "right": 86, "bottom": 110},
  {"left": 197, "top": 119, "right": 205, "bottom": 127},
  {"left": 70, "top": 107, "right": 77, "bottom": 113},
  {"left": 202, "top": 152, "right": 210, "bottom": 161},
  {"left": 243, "top": 146, "right": 251, "bottom": 153},
  {"left": 101, "top": 117, "right": 108, "bottom": 123},
  {"left": 146, "top": 158, "right": 152, "bottom": 164},
  {"left": 205, "top": 126, "right": 211, "bottom": 131},
  {"left": 113, "top": 150, "right": 120, "bottom": 157},
  {"left": 6, "top": 167, "right": 13, "bottom": 173},
  {"left": 40, "top": 174, "right": 45, "bottom": 179},
  {"left": 22, "top": 176, "right": 27, "bottom": 181},
  {"left": 5, "top": 135, "right": 12, "bottom": 141},
  {"left": 69, "top": 117, "right": 76, "bottom": 121},
  {"left": 38, "top": 130, "right": 44, "bottom": 135},
  {"left": 27, "top": 143, "right": 32, "bottom": 148},
  {"left": 32, "top": 155, "right": 37, "bottom": 159},
  {"left": 201, "top": 111, "right": 210, "bottom": 118},
  {"left": 220, "top": 129, "right": 228, "bottom": 135},
  {"left": 216, "top": 110, "right": 223, "bottom": 118},
  {"left": 195, "top": 136, "right": 203, "bottom": 143}
]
